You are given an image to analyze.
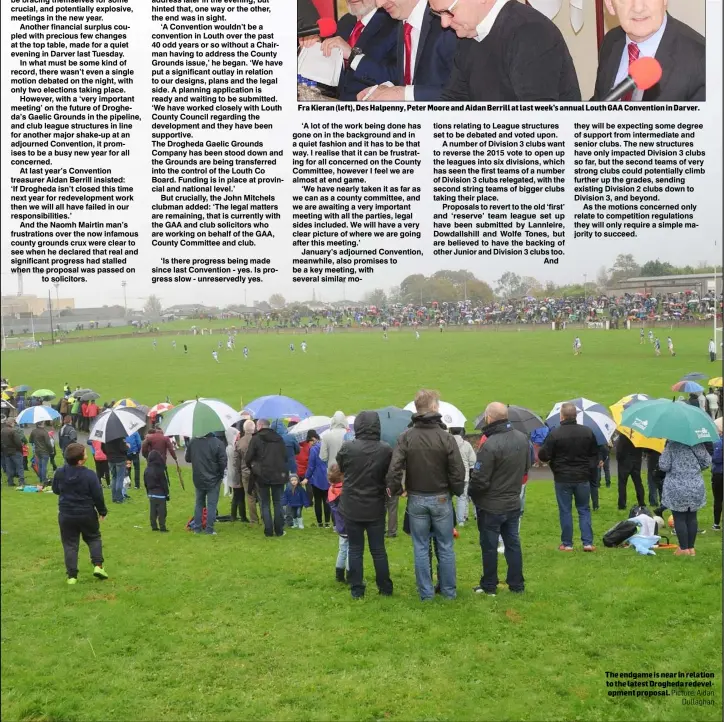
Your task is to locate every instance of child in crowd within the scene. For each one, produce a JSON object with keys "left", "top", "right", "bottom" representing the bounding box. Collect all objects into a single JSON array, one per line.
[
  {"left": 51, "top": 442, "right": 108, "bottom": 584},
  {"left": 144, "top": 450, "right": 170, "bottom": 532},
  {"left": 327, "top": 464, "right": 348, "bottom": 583},
  {"left": 88, "top": 438, "right": 110, "bottom": 487},
  {"left": 281, "top": 475, "right": 311, "bottom": 529}
]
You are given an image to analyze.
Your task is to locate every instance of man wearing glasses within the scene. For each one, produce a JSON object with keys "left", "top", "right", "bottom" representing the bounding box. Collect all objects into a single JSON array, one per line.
[{"left": 432, "top": 0, "right": 581, "bottom": 102}]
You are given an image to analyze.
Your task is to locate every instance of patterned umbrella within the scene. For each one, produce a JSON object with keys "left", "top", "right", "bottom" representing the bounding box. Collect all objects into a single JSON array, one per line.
[
  {"left": 403, "top": 400, "right": 466, "bottom": 428},
  {"left": 149, "top": 403, "right": 174, "bottom": 416},
  {"left": 671, "top": 381, "right": 704, "bottom": 394},
  {"left": 161, "top": 398, "right": 241, "bottom": 438},
  {"left": 16, "top": 406, "right": 61, "bottom": 425},
  {"left": 546, "top": 397, "right": 617, "bottom": 446},
  {"left": 89, "top": 407, "right": 146, "bottom": 443},
  {"left": 114, "top": 398, "right": 140, "bottom": 408}
]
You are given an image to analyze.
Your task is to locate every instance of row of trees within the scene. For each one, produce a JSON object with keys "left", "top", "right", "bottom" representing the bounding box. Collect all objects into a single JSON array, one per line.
[{"left": 140, "top": 255, "right": 716, "bottom": 318}]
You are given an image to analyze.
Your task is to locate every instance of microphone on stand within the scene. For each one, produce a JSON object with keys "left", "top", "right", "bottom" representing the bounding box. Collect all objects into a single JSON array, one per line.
[
  {"left": 602, "top": 56, "right": 662, "bottom": 101},
  {"left": 298, "top": 17, "right": 337, "bottom": 38}
]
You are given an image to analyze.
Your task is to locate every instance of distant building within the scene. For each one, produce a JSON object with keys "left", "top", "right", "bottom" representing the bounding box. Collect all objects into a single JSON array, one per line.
[
  {"left": 1, "top": 294, "right": 75, "bottom": 316},
  {"left": 614, "top": 273, "right": 721, "bottom": 297}
]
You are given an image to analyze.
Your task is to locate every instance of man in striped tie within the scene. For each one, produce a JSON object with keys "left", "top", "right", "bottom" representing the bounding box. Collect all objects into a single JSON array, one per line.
[
  {"left": 356, "top": 0, "right": 458, "bottom": 102},
  {"left": 592, "top": 0, "right": 705, "bottom": 102},
  {"left": 316, "top": 0, "right": 398, "bottom": 100}
]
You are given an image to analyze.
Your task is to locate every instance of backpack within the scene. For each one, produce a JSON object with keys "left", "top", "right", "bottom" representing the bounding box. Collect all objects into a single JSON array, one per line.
[
  {"left": 187, "top": 507, "right": 207, "bottom": 531},
  {"left": 603, "top": 520, "right": 638, "bottom": 547},
  {"left": 629, "top": 505, "right": 653, "bottom": 519}
]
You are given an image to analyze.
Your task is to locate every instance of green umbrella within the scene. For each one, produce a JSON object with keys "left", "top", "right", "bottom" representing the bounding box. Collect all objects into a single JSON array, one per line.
[
  {"left": 620, "top": 399, "right": 719, "bottom": 447},
  {"left": 30, "top": 388, "right": 56, "bottom": 400},
  {"left": 372, "top": 406, "right": 413, "bottom": 447}
]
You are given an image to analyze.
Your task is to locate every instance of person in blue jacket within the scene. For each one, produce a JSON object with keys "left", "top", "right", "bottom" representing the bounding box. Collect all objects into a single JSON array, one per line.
[
  {"left": 271, "top": 420, "right": 301, "bottom": 527},
  {"left": 305, "top": 433, "right": 331, "bottom": 527},
  {"left": 125, "top": 431, "right": 143, "bottom": 490}
]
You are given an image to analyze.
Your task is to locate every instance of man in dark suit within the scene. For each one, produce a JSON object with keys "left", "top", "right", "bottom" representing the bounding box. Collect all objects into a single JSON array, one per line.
[
  {"left": 318, "top": 0, "right": 398, "bottom": 100},
  {"left": 357, "top": 0, "right": 459, "bottom": 102},
  {"left": 432, "top": 0, "right": 581, "bottom": 102},
  {"left": 592, "top": 0, "right": 705, "bottom": 102}
]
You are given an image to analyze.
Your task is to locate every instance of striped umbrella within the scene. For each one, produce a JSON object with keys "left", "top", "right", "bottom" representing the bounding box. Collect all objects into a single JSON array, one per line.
[
  {"left": 149, "top": 403, "right": 174, "bottom": 416},
  {"left": 671, "top": 381, "right": 704, "bottom": 394},
  {"left": 16, "top": 406, "right": 61, "bottom": 425},
  {"left": 89, "top": 407, "right": 147, "bottom": 443},
  {"left": 114, "top": 398, "right": 141, "bottom": 408},
  {"left": 546, "top": 397, "right": 617, "bottom": 446},
  {"left": 161, "top": 398, "right": 241, "bottom": 438}
]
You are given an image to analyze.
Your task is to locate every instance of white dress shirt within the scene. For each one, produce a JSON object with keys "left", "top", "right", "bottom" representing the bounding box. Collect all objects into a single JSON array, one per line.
[
  {"left": 350, "top": 8, "right": 378, "bottom": 70},
  {"left": 475, "top": 0, "right": 511, "bottom": 43},
  {"left": 613, "top": 13, "right": 667, "bottom": 101},
  {"left": 403, "top": 0, "right": 429, "bottom": 100}
]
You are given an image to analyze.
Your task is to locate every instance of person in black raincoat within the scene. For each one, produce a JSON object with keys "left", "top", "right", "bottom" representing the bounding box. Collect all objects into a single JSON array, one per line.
[{"left": 337, "top": 411, "right": 393, "bottom": 599}]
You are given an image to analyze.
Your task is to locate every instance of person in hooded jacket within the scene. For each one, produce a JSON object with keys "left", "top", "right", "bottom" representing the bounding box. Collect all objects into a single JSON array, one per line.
[
  {"left": 246, "top": 419, "right": 290, "bottom": 537},
  {"left": 450, "top": 427, "right": 477, "bottom": 526},
  {"left": 320, "top": 411, "right": 348, "bottom": 467},
  {"left": 337, "top": 411, "right": 394, "bottom": 599},
  {"left": 144, "top": 450, "right": 170, "bottom": 531},
  {"left": 305, "top": 431, "right": 331, "bottom": 527},
  {"left": 52, "top": 442, "right": 109, "bottom": 584},
  {"left": 59, "top": 416, "right": 78, "bottom": 455},
  {"left": 386, "top": 389, "right": 466, "bottom": 601},
  {"left": 185, "top": 432, "right": 227, "bottom": 535}
]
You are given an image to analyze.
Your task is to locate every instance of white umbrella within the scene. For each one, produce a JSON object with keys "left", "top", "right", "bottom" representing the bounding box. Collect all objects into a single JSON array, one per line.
[
  {"left": 289, "top": 415, "right": 332, "bottom": 441},
  {"left": 403, "top": 400, "right": 467, "bottom": 428},
  {"left": 546, "top": 398, "right": 617, "bottom": 446},
  {"left": 16, "top": 406, "right": 61, "bottom": 425},
  {"left": 161, "top": 398, "right": 241, "bottom": 438}
]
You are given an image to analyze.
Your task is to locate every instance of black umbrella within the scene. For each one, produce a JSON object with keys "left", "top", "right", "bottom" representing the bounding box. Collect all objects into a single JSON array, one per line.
[
  {"left": 80, "top": 391, "right": 101, "bottom": 401},
  {"left": 475, "top": 405, "right": 545, "bottom": 435},
  {"left": 89, "top": 407, "right": 146, "bottom": 443}
]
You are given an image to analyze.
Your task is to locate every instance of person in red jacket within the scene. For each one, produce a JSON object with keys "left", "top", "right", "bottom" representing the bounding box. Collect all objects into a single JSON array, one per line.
[
  {"left": 142, "top": 426, "right": 178, "bottom": 489},
  {"left": 80, "top": 401, "right": 90, "bottom": 433},
  {"left": 86, "top": 401, "right": 99, "bottom": 430},
  {"left": 295, "top": 430, "right": 319, "bottom": 479}
]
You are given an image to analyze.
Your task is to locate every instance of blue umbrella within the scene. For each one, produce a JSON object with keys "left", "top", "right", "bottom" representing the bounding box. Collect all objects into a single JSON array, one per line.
[
  {"left": 680, "top": 372, "right": 707, "bottom": 381},
  {"left": 546, "top": 397, "right": 617, "bottom": 446},
  {"left": 243, "top": 395, "right": 313, "bottom": 421},
  {"left": 373, "top": 406, "right": 413, "bottom": 447},
  {"left": 16, "top": 406, "right": 61, "bottom": 425}
]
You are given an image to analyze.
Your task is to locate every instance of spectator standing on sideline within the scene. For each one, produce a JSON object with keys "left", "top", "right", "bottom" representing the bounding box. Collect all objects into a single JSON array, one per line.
[
  {"left": 706, "top": 387, "right": 719, "bottom": 420},
  {"left": 52, "top": 442, "right": 109, "bottom": 584},
  {"left": 88, "top": 439, "right": 110, "bottom": 488},
  {"left": 144, "top": 450, "right": 170, "bottom": 532},
  {"left": 538, "top": 402, "right": 599, "bottom": 552},
  {"left": 710, "top": 427, "right": 722, "bottom": 531},
  {"left": 29, "top": 422, "right": 53, "bottom": 487},
  {"left": 185, "top": 432, "right": 227, "bottom": 535},
  {"left": 271, "top": 420, "right": 300, "bottom": 527},
  {"left": 305, "top": 431, "right": 331, "bottom": 527},
  {"left": 320, "top": 411, "right": 348, "bottom": 468},
  {"left": 386, "top": 389, "right": 466, "bottom": 600},
  {"left": 245, "top": 419, "right": 289, "bottom": 537},
  {"left": 1, "top": 418, "right": 26, "bottom": 487},
  {"left": 646, "top": 450, "right": 666, "bottom": 509},
  {"left": 469, "top": 403, "right": 530, "bottom": 596},
  {"left": 103, "top": 436, "right": 129, "bottom": 504},
  {"left": 235, "top": 420, "right": 259, "bottom": 524},
  {"left": 450, "top": 427, "right": 477, "bottom": 526},
  {"left": 337, "top": 411, "right": 394, "bottom": 599},
  {"left": 142, "top": 425, "right": 178, "bottom": 490},
  {"left": 126, "top": 430, "right": 142, "bottom": 490},
  {"left": 709, "top": 338, "right": 717, "bottom": 362},
  {"left": 59, "top": 416, "right": 78, "bottom": 455},
  {"left": 660, "top": 440, "right": 711, "bottom": 555},
  {"left": 226, "top": 427, "right": 248, "bottom": 523},
  {"left": 616, "top": 433, "right": 645, "bottom": 509}
]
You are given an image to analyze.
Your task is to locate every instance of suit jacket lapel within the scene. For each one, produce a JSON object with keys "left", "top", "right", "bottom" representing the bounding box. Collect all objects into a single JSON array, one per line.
[
  {"left": 604, "top": 33, "right": 626, "bottom": 95},
  {"left": 359, "top": 10, "right": 383, "bottom": 51},
  {"left": 414, "top": 8, "right": 434, "bottom": 78},
  {"left": 645, "top": 15, "right": 674, "bottom": 101}
]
